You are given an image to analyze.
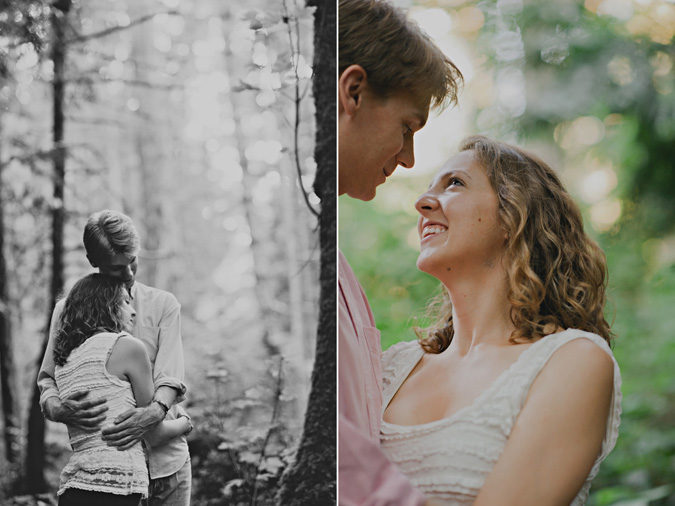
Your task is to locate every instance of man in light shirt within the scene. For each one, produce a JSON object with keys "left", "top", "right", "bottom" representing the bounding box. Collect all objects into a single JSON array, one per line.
[
  {"left": 338, "top": 1, "right": 462, "bottom": 504},
  {"left": 38, "top": 210, "right": 192, "bottom": 506}
]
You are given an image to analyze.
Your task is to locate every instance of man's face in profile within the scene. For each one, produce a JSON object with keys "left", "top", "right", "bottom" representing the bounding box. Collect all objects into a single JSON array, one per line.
[
  {"left": 339, "top": 67, "right": 429, "bottom": 201},
  {"left": 97, "top": 253, "right": 138, "bottom": 290}
]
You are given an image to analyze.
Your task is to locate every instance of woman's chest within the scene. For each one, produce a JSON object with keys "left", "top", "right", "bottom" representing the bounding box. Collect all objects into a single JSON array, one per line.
[
  {"left": 381, "top": 418, "right": 508, "bottom": 503},
  {"left": 384, "top": 349, "right": 525, "bottom": 426}
]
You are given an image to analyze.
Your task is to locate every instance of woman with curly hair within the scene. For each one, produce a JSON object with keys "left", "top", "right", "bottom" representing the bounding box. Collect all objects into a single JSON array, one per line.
[
  {"left": 53, "top": 274, "right": 190, "bottom": 506},
  {"left": 379, "top": 136, "right": 621, "bottom": 505}
]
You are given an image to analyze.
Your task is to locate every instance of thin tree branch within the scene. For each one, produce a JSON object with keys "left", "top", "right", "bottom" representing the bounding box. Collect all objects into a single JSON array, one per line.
[
  {"left": 65, "top": 10, "right": 180, "bottom": 45},
  {"left": 282, "top": 0, "right": 319, "bottom": 218},
  {"left": 251, "top": 356, "right": 284, "bottom": 506},
  {"left": 70, "top": 46, "right": 184, "bottom": 75},
  {"left": 65, "top": 74, "right": 184, "bottom": 91},
  {"left": 0, "top": 142, "right": 105, "bottom": 170}
]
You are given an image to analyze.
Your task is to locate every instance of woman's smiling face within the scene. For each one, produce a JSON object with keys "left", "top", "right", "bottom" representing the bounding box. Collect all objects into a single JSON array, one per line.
[{"left": 415, "top": 150, "right": 506, "bottom": 281}]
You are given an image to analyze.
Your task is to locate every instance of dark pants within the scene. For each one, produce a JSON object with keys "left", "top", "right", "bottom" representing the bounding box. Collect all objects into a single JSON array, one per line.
[{"left": 58, "top": 489, "right": 142, "bottom": 506}]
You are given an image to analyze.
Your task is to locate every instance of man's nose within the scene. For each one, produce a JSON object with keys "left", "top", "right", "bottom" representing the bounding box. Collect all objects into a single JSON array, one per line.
[{"left": 396, "top": 136, "right": 415, "bottom": 169}]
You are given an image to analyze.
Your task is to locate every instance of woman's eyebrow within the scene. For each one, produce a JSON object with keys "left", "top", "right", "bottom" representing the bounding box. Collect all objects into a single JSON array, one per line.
[{"left": 427, "top": 169, "right": 474, "bottom": 188}]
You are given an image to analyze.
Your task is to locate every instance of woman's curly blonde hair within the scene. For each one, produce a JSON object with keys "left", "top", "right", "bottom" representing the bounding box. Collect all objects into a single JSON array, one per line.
[
  {"left": 417, "top": 135, "right": 612, "bottom": 353},
  {"left": 53, "top": 274, "right": 128, "bottom": 366}
]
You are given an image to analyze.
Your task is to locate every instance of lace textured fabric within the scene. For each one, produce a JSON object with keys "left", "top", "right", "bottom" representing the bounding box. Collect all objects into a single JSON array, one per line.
[
  {"left": 55, "top": 332, "right": 149, "bottom": 497},
  {"left": 380, "top": 329, "right": 622, "bottom": 506}
]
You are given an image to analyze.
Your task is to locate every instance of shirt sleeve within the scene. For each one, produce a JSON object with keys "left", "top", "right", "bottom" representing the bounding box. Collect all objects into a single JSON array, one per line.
[
  {"left": 339, "top": 414, "right": 426, "bottom": 506},
  {"left": 152, "top": 294, "right": 187, "bottom": 403},
  {"left": 37, "top": 301, "right": 65, "bottom": 413}
]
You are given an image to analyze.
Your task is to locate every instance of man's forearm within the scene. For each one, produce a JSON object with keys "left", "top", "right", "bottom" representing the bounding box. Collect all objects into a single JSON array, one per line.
[
  {"left": 153, "top": 385, "right": 179, "bottom": 407},
  {"left": 143, "top": 401, "right": 167, "bottom": 429},
  {"left": 42, "top": 397, "right": 61, "bottom": 423},
  {"left": 142, "top": 386, "right": 179, "bottom": 429}
]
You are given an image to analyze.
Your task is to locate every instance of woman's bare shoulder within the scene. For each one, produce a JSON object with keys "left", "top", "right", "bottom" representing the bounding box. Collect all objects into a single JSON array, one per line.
[
  {"left": 533, "top": 334, "right": 615, "bottom": 402},
  {"left": 551, "top": 335, "right": 614, "bottom": 374},
  {"left": 110, "top": 334, "right": 148, "bottom": 360}
]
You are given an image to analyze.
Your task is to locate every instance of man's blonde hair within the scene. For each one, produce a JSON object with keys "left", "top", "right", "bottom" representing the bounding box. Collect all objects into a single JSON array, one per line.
[
  {"left": 339, "top": 0, "right": 463, "bottom": 110},
  {"left": 83, "top": 210, "right": 140, "bottom": 266}
]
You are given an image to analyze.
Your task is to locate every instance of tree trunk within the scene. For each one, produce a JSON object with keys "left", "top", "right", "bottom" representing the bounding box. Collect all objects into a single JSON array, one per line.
[
  {"left": 222, "top": 16, "right": 281, "bottom": 358},
  {"left": 277, "top": 1, "right": 336, "bottom": 503},
  {"left": 280, "top": 163, "right": 309, "bottom": 415},
  {"left": 24, "top": 0, "right": 71, "bottom": 492},
  {"left": 130, "top": 4, "right": 164, "bottom": 288},
  {"left": 0, "top": 116, "right": 20, "bottom": 467}
]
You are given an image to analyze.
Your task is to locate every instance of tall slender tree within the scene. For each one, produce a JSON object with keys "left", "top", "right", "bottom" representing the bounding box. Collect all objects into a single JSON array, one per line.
[
  {"left": 277, "top": 0, "right": 336, "bottom": 503},
  {"left": 0, "top": 123, "right": 20, "bottom": 468},
  {"left": 24, "top": 0, "right": 71, "bottom": 492}
]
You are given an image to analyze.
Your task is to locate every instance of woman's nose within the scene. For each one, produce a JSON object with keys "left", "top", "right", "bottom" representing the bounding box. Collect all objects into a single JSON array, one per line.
[{"left": 415, "top": 193, "right": 439, "bottom": 214}]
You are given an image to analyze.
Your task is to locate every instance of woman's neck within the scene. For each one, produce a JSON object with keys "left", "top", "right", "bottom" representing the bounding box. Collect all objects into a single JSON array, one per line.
[{"left": 442, "top": 265, "right": 515, "bottom": 356}]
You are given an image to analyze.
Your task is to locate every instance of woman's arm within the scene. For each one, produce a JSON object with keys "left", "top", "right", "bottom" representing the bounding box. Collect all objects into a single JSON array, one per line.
[
  {"left": 474, "top": 338, "right": 615, "bottom": 506},
  {"left": 143, "top": 413, "right": 190, "bottom": 448},
  {"left": 111, "top": 336, "right": 190, "bottom": 447}
]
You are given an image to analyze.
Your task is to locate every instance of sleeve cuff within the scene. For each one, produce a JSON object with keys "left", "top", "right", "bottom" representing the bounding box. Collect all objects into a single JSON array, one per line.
[
  {"left": 154, "top": 378, "right": 187, "bottom": 404},
  {"left": 39, "top": 392, "right": 61, "bottom": 416}
]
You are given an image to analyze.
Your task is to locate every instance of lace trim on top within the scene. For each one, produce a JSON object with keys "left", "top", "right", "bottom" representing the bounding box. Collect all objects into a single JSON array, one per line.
[
  {"left": 380, "top": 329, "right": 622, "bottom": 506},
  {"left": 55, "top": 333, "right": 149, "bottom": 497}
]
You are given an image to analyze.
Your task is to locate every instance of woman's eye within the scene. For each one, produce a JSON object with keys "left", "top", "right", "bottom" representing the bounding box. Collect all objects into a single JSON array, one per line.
[
  {"left": 403, "top": 124, "right": 412, "bottom": 135},
  {"left": 447, "top": 177, "right": 464, "bottom": 187}
]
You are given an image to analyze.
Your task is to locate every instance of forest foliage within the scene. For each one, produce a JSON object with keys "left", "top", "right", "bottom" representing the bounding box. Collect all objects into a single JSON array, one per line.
[{"left": 340, "top": 1, "right": 675, "bottom": 505}]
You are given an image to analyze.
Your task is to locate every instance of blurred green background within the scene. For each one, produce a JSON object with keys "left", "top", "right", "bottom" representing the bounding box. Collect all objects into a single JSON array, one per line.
[{"left": 340, "top": 0, "right": 675, "bottom": 504}]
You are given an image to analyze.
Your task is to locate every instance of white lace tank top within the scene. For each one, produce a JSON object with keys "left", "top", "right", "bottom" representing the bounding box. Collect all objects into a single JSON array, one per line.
[
  {"left": 380, "top": 329, "right": 622, "bottom": 505},
  {"left": 55, "top": 332, "right": 149, "bottom": 497}
]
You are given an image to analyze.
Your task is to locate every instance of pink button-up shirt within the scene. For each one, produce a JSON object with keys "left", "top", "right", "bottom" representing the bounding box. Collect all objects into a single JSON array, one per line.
[{"left": 339, "top": 251, "right": 425, "bottom": 506}]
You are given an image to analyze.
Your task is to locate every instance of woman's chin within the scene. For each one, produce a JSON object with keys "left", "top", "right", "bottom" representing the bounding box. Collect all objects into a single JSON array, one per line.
[{"left": 417, "top": 252, "right": 443, "bottom": 277}]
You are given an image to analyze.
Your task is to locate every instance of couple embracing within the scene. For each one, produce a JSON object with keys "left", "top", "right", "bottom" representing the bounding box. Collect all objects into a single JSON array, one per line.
[
  {"left": 37, "top": 210, "right": 192, "bottom": 506},
  {"left": 338, "top": 1, "right": 622, "bottom": 505}
]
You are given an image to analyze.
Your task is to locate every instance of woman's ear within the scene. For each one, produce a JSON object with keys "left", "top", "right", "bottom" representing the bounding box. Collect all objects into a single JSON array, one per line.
[{"left": 338, "top": 65, "right": 368, "bottom": 117}]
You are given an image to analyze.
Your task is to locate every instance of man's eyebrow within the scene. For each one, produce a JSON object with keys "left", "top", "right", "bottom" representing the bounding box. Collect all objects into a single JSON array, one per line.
[
  {"left": 112, "top": 257, "right": 136, "bottom": 267},
  {"left": 414, "top": 112, "right": 428, "bottom": 129}
]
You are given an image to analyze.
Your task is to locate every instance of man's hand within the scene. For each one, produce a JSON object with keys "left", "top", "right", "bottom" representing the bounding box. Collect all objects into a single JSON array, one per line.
[
  {"left": 101, "top": 402, "right": 165, "bottom": 450},
  {"left": 44, "top": 391, "right": 108, "bottom": 430}
]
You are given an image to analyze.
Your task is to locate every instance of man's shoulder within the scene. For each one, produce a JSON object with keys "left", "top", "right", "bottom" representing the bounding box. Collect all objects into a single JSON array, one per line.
[
  {"left": 338, "top": 250, "right": 359, "bottom": 286},
  {"left": 134, "top": 282, "right": 180, "bottom": 308}
]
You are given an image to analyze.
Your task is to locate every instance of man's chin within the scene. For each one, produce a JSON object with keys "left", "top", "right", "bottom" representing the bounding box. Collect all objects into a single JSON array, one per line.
[{"left": 349, "top": 186, "right": 377, "bottom": 202}]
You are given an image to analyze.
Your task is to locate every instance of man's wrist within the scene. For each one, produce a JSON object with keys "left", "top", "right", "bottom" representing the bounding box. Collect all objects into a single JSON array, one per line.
[{"left": 151, "top": 399, "right": 170, "bottom": 420}]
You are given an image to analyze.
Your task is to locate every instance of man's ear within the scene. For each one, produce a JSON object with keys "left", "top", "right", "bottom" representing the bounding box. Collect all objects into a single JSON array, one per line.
[
  {"left": 339, "top": 65, "right": 368, "bottom": 117},
  {"left": 86, "top": 254, "right": 97, "bottom": 268}
]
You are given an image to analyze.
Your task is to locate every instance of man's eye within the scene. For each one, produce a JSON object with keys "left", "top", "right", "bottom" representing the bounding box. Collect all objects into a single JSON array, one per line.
[
  {"left": 447, "top": 177, "right": 464, "bottom": 187},
  {"left": 403, "top": 124, "right": 412, "bottom": 135}
]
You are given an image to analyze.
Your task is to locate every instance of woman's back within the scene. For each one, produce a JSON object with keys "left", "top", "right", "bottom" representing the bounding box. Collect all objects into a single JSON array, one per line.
[{"left": 55, "top": 332, "right": 148, "bottom": 497}]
